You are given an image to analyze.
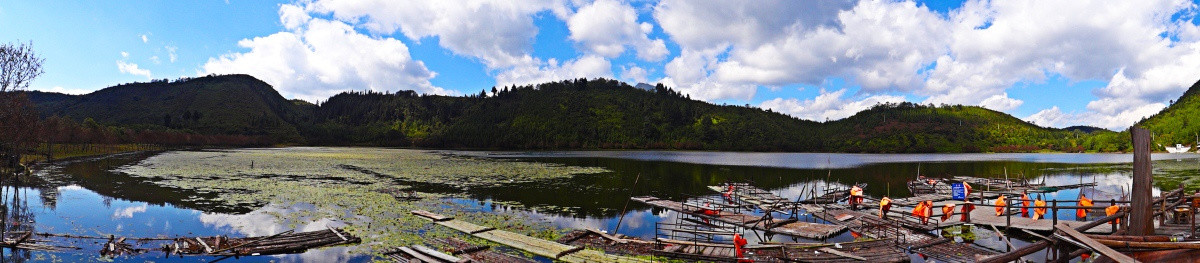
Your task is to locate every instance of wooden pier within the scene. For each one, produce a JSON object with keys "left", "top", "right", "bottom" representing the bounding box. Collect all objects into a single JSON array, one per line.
[
  {"left": 630, "top": 196, "right": 847, "bottom": 239},
  {"left": 411, "top": 210, "right": 651, "bottom": 263}
]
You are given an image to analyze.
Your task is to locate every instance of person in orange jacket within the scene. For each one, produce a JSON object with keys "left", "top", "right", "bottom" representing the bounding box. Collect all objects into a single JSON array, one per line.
[
  {"left": 879, "top": 196, "right": 893, "bottom": 219},
  {"left": 1020, "top": 192, "right": 1031, "bottom": 218},
  {"left": 995, "top": 195, "right": 1007, "bottom": 216},
  {"left": 941, "top": 203, "right": 956, "bottom": 221},
  {"left": 1077, "top": 194, "right": 1093, "bottom": 220},
  {"left": 849, "top": 185, "right": 864, "bottom": 210},
  {"left": 1032, "top": 197, "right": 1047, "bottom": 221}
]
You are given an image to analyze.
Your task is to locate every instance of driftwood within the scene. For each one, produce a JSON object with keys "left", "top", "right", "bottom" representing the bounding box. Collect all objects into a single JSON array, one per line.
[{"left": 165, "top": 228, "right": 360, "bottom": 257}]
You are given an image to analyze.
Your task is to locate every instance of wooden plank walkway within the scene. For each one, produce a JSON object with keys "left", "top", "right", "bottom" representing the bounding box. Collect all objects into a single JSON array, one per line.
[
  {"left": 631, "top": 196, "right": 847, "bottom": 239},
  {"left": 799, "top": 203, "right": 997, "bottom": 262},
  {"left": 411, "top": 210, "right": 651, "bottom": 263},
  {"left": 948, "top": 204, "right": 1115, "bottom": 233}
]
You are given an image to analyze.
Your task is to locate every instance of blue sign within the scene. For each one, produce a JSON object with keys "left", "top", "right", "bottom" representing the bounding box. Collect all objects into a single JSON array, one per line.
[{"left": 951, "top": 183, "right": 966, "bottom": 200}]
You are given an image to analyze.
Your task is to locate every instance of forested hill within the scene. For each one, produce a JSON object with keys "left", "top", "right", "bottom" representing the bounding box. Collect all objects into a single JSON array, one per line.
[
  {"left": 1137, "top": 78, "right": 1200, "bottom": 147},
  {"left": 306, "top": 79, "right": 824, "bottom": 151},
  {"left": 25, "top": 74, "right": 1149, "bottom": 152},
  {"left": 26, "top": 74, "right": 308, "bottom": 142}
]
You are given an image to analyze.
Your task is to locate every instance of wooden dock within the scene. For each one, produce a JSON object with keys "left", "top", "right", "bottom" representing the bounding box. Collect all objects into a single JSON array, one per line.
[
  {"left": 631, "top": 196, "right": 847, "bottom": 239},
  {"left": 411, "top": 210, "right": 651, "bottom": 263},
  {"left": 799, "top": 203, "right": 998, "bottom": 262}
]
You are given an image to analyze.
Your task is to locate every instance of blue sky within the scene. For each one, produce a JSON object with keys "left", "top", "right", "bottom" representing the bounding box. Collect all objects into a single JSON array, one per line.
[{"left": 3, "top": 0, "right": 1200, "bottom": 130}]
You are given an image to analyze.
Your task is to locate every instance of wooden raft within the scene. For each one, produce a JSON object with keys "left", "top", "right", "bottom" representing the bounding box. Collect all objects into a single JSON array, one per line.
[
  {"left": 801, "top": 203, "right": 997, "bottom": 262},
  {"left": 411, "top": 210, "right": 651, "bottom": 263},
  {"left": 164, "top": 227, "right": 360, "bottom": 257},
  {"left": 632, "top": 196, "right": 847, "bottom": 239}
]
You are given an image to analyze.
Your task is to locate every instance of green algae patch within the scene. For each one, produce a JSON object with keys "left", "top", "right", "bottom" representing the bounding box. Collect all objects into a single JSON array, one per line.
[{"left": 113, "top": 147, "right": 604, "bottom": 259}]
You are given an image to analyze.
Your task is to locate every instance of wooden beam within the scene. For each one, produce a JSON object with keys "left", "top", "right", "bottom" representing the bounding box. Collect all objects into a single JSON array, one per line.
[
  {"left": 413, "top": 245, "right": 463, "bottom": 263},
  {"left": 818, "top": 247, "right": 867, "bottom": 261},
  {"left": 1055, "top": 223, "right": 1139, "bottom": 263},
  {"left": 1130, "top": 127, "right": 1153, "bottom": 235}
]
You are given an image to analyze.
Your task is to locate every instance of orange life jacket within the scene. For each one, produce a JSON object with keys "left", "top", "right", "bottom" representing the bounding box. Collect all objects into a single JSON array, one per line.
[
  {"left": 733, "top": 234, "right": 747, "bottom": 258},
  {"left": 879, "top": 197, "right": 892, "bottom": 218},
  {"left": 941, "top": 204, "right": 956, "bottom": 221},
  {"left": 913, "top": 202, "right": 928, "bottom": 217},
  {"left": 995, "top": 196, "right": 1007, "bottom": 216},
  {"left": 1078, "top": 196, "right": 1093, "bottom": 219},
  {"left": 1033, "top": 199, "right": 1047, "bottom": 221},
  {"left": 1106, "top": 205, "right": 1121, "bottom": 224},
  {"left": 1020, "top": 194, "right": 1031, "bottom": 217}
]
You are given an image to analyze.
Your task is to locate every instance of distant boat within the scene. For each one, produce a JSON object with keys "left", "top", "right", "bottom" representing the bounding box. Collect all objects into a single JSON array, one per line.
[{"left": 1165, "top": 144, "right": 1192, "bottom": 153}]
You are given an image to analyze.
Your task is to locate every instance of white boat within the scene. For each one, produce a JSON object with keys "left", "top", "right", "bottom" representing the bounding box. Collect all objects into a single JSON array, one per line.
[{"left": 1165, "top": 144, "right": 1192, "bottom": 153}]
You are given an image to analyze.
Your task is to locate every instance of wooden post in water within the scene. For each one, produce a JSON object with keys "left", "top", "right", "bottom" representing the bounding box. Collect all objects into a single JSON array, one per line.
[
  {"left": 1051, "top": 200, "right": 1058, "bottom": 227},
  {"left": 1130, "top": 127, "right": 1154, "bottom": 236}
]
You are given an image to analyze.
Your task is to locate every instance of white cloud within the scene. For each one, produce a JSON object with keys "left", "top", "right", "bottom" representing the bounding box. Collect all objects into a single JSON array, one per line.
[
  {"left": 305, "top": 0, "right": 569, "bottom": 69},
  {"left": 926, "top": 0, "right": 1199, "bottom": 128},
  {"left": 620, "top": 65, "right": 648, "bottom": 84},
  {"left": 116, "top": 61, "right": 151, "bottom": 79},
  {"left": 1024, "top": 106, "right": 1068, "bottom": 128},
  {"left": 113, "top": 204, "right": 147, "bottom": 219},
  {"left": 149, "top": 56, "right": 160, "bottom": 64},
  {"left": 203, "top": 4, "right": 447, "bottom": 102},
  {"left": 759, "top": 88, "right": 906, "bottom": 122},
  {"left": 165, "top": 45, "right": 178, "bottom": 63},
  {"left": 38, "top": 86, "right": 92, "bottom": 95},
  {"left": 653, "top": 0, "right": 946, "bottom": 102},
  {"left": 978, "top": 93, "right": 1023, "bottom": 111},
  {"left": 495, "top": 55, "right": 612, "bottom": 87},
  {"left": 140, "top": 34, "right": 148, "bottom": 43},
  {"left": 568, "top": 0, "right": 668, "bottom": 61},
  {"left": 120, "top": 51, "right": 129, "bottom": 58}
]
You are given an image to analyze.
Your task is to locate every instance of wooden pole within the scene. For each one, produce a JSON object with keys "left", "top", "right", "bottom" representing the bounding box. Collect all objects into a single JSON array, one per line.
[
  {"left": 1130, "top": 127, "right": 1153, "bottom": 236},
  {"left": 613, "top": 173, "right": 641, "bottom": 234}
]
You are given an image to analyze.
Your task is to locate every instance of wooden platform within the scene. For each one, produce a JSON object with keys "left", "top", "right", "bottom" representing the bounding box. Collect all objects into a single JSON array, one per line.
[
  {"left": 800, "top": 203, "right": 998, "bottom": 262},
  {"left": 411, "top": 210, "right": 651, "bottom": 263},
  {"left": 950, "top": 204, "right": 1115, "bottom": 233},
  {"left": 631, "top": 196, "right": 847, "bottom": 239}
]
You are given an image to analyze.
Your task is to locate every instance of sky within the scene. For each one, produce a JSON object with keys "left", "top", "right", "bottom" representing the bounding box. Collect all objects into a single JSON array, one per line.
[{"left": 3, "top": 0, "right": 1200, "bottom": 131}]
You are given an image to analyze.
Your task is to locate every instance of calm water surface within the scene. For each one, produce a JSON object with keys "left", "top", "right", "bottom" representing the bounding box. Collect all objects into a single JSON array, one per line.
[{"left": 6, "top": 150, "right": 1200, "bottom": 262}]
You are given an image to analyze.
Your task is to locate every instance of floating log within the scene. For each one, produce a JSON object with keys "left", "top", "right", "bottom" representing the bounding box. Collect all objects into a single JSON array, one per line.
[{"left": 166, "top": 228, "right": 360, "bottom": 257}]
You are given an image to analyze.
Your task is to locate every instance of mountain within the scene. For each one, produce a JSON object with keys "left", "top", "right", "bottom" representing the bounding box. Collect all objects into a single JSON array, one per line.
[
  {"left": 308, "top": 79, "right": 824, "bottom": 151},
  {"left": 820, "top": 103, "right": 1100, "bottom": 152},
  {"left": 27, "top": 74, "right": 307, "bottom": 143},
  {"left": 24, "top": 74, "right": 1149, "bottom": 152},
  {"left": 1063, "top": 126, "right": 1109, "bottom": 134},
  {"left": 1137, "top": 78, "right": 1200, "bottom": 148}
]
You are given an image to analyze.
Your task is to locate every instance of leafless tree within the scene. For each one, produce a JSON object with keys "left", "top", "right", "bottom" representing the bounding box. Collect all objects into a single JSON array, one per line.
[
  {"left": 0, "top": 41, "right": 44, "bottom": 92},
  {"left": 0, "top": 41, "right": 43, "bottom": 169}
]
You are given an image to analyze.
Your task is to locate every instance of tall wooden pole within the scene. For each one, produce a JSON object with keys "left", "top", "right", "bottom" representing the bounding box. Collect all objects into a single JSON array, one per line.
[{"left": 1130, "top": 127, "right": 1154, "bottom": 235}]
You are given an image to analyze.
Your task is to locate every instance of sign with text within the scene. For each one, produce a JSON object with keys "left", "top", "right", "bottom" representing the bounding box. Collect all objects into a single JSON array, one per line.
[{"left": 951, "top": 183, "right": 966, "bottom": 200}]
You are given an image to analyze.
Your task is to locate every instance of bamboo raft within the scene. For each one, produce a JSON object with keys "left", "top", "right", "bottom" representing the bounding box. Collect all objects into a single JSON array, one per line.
[
  {"left": 411, "top": 210, "right": 652, "bottom": 263},
  {"left": 162, "top": 227, "right": 360, "bottom": 257},
  {"left": 382, "top": 245, "right": 467, "bottom": 263},
  {"left": 630, "top": 196, "right": 848, "bottom": 239}
]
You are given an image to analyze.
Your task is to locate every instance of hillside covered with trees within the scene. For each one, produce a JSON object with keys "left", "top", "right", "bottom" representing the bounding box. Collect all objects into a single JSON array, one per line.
[{"left": 24, "top": 74, "right": 1193, "bottom": 153}]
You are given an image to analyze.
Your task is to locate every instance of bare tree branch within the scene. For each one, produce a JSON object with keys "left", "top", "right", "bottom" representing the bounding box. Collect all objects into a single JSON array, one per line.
[{"left": 0, "top": 41, "right": 46, "bottom": 92}]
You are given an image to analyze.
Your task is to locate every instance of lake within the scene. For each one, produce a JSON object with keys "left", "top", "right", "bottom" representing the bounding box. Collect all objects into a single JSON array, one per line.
[{"left": 4, "top": 148, "right": 1199, "bottom": 262}]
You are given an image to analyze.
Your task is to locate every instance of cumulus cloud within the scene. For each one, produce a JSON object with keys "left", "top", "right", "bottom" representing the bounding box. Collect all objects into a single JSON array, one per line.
[
  {"left": 495, "top": 55, "right": 612, "bottom": 87},
  {"left": 116, "top": 61, "right": 151, "bottom": 79},
  {"left": 305, "top": 0, "right": 568, "bottom": 69},
  {"left": 140, "top": 34, "right": 148, "bottom": 43},
  {"left": 620, "top": 65, "right": 649, "bottom": 84},
  {"left": 654, "top": 0, "right": 946, "bottom": 102},
  {"left": 928, "top": 0, "right": 1200, "bottom": 128},
  {"left": 759, "top": 89, "right": 906, "bottom": 122},
  {"left": 568, "top": 0, "right": 668, "bottom": 61},
  {"left": 203, "top": 4, "right": 447, "bottom": 102}
]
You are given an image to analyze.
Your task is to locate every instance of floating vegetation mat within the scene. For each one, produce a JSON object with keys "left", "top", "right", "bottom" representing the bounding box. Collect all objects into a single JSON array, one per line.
[{"left": 114, "top": 147, "right": 608, "bottom": 259}]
